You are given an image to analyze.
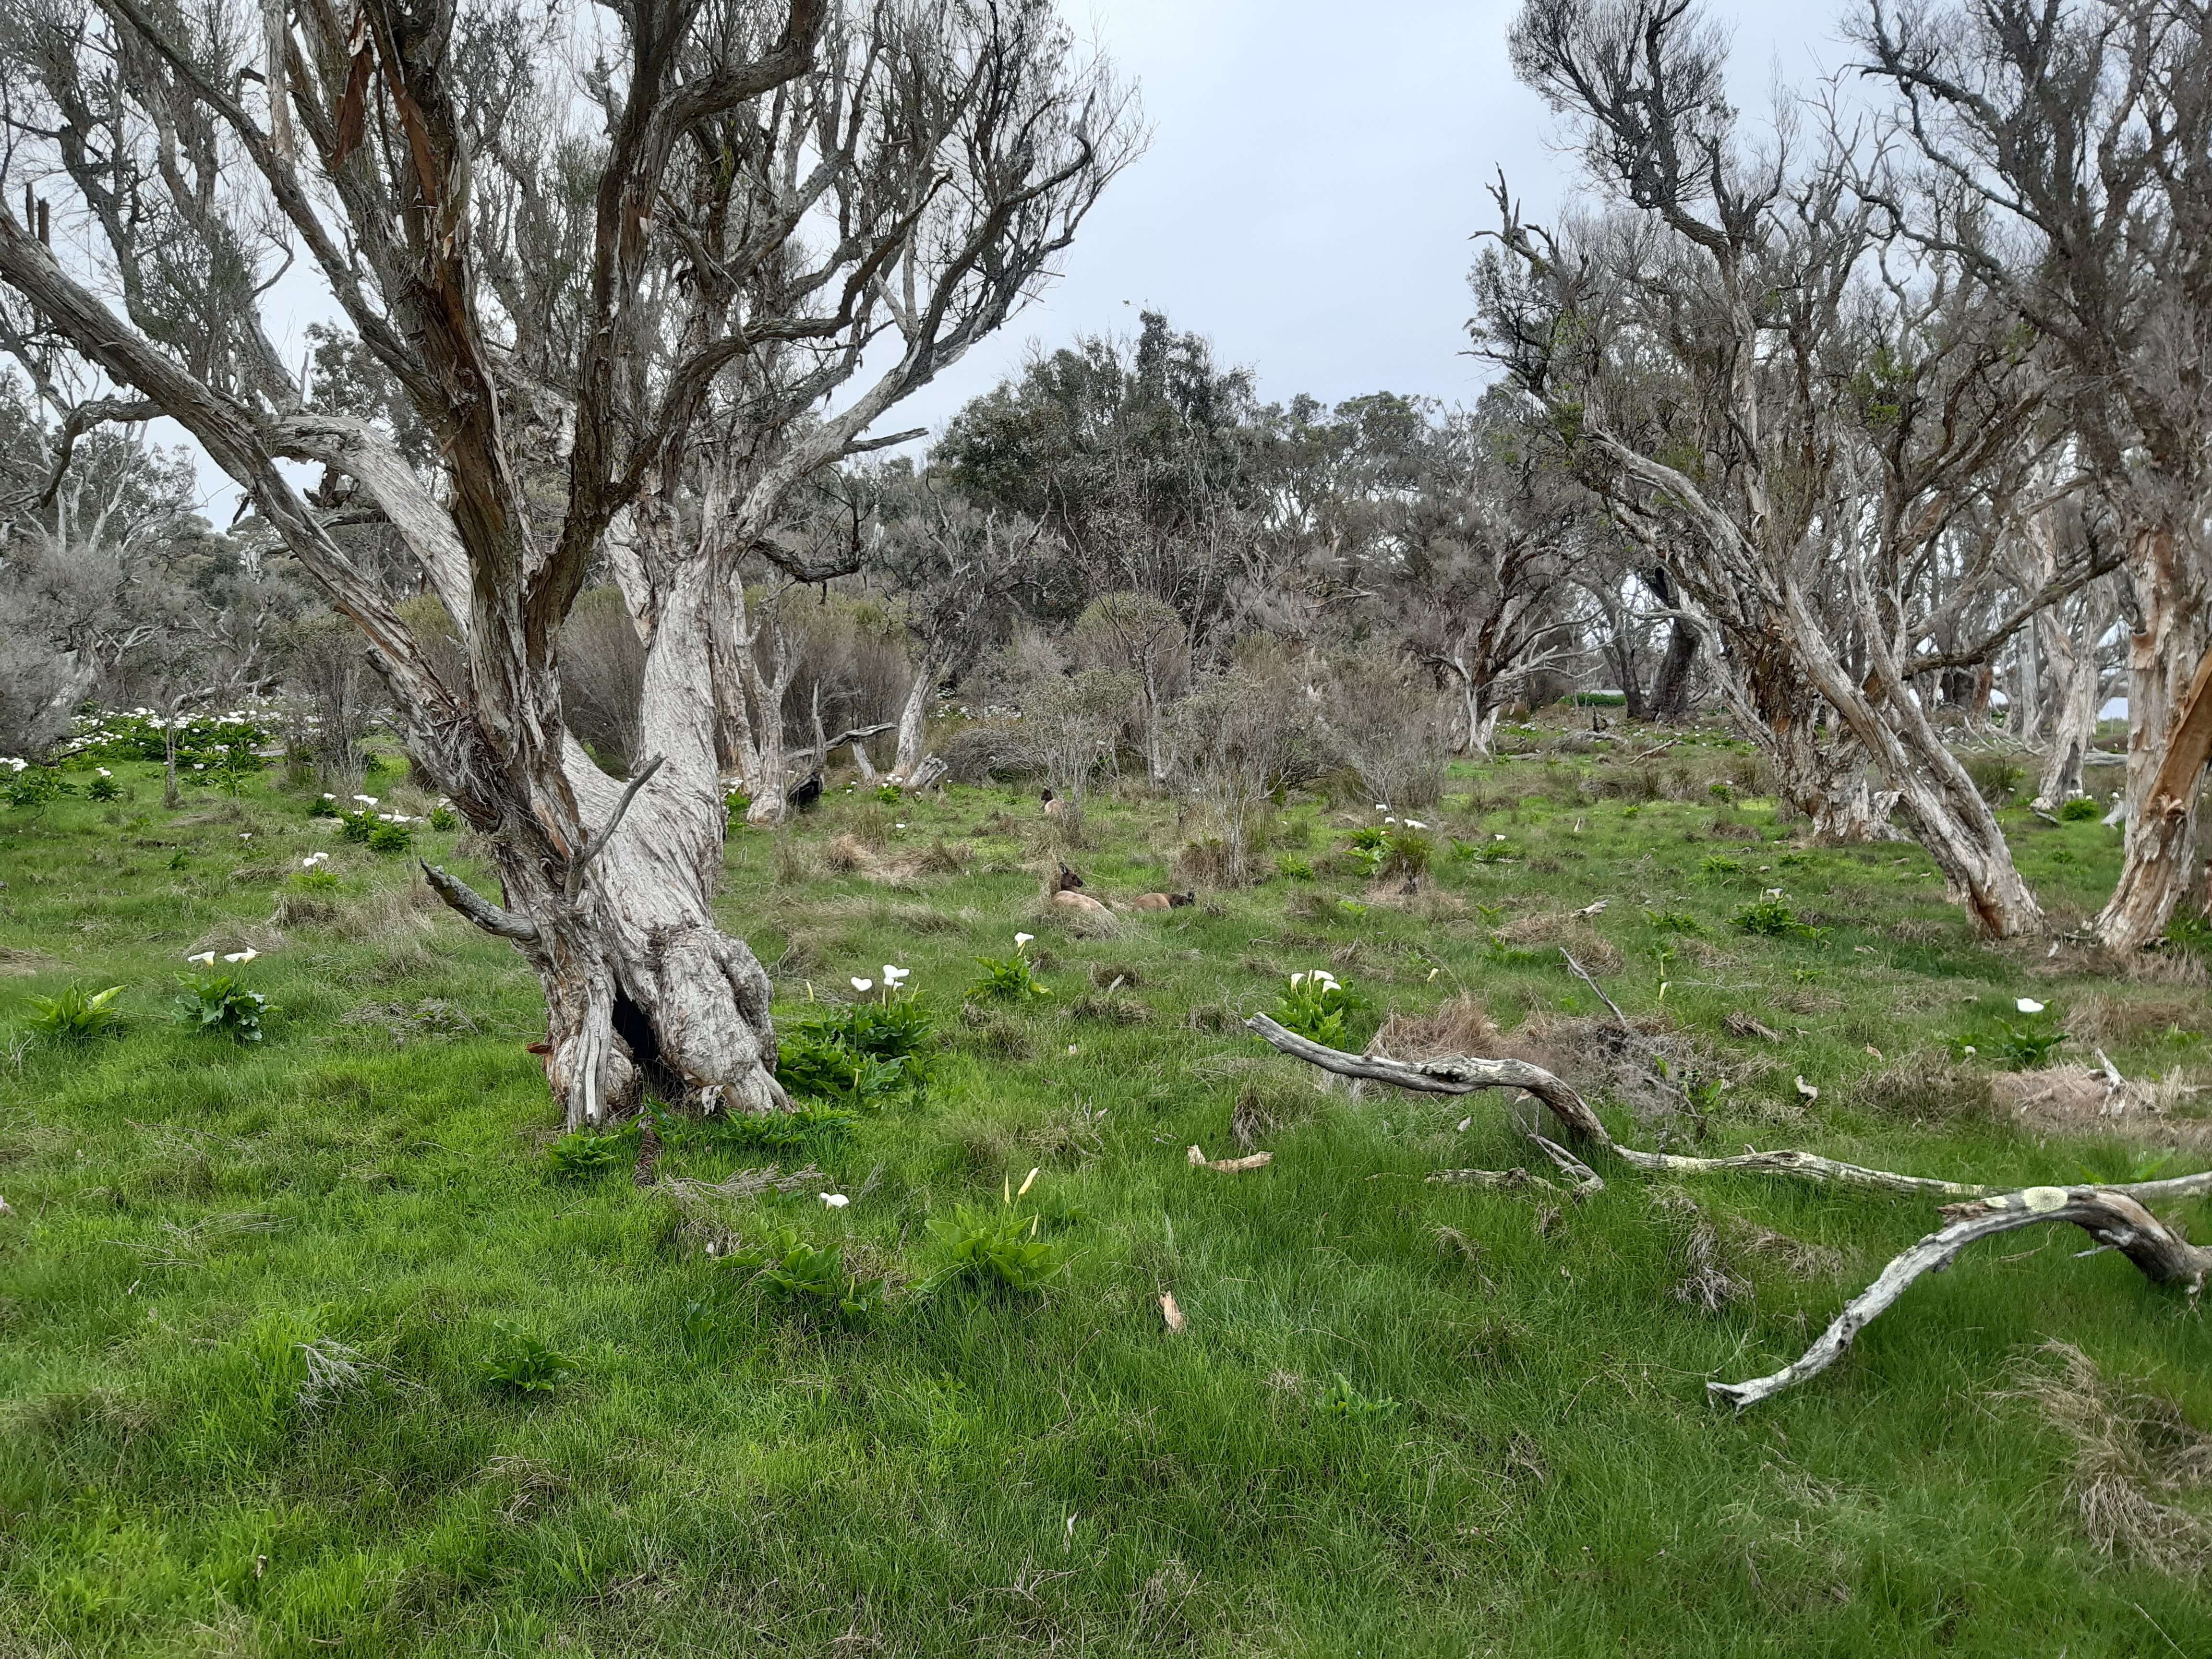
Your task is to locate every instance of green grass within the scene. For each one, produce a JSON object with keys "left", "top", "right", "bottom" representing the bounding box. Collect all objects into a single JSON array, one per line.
[{"left": 0, "top": 732, "right": 2207, "bottom": 1655}]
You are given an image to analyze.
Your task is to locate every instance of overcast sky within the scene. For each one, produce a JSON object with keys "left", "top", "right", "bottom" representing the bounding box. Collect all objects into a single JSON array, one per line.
[
  {"left": 177, "top": 1, "right": 1847, "bottom": 518},
  {"left": 882, "top": 0, "right": 1848, "bottom": 441}
]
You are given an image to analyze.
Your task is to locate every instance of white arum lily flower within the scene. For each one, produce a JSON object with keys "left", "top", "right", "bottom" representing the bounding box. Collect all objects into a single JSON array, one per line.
[
  {"left": 1374, "top": 804, "right": 1387, "bottom": 812},
  {"left": 1493, "top": 833, "right": 1507, "bottom": 842},
  {"left": 883, "top": 965, "right": 910, "bottom": 986},
  {"left": 187, "top": 950, "right": 217, "bottom": 967},
  {"left": 353, "top": 794, "right": 378, "bottom": 805},
  {"left": 851, "top": 977, "right": 873, "bottom": 993},
  {"left": 2016, "top": 998, "right": 2045, "bottom": 1014},
  {"left": 1289, "top": 972, "right": 1308, "bottom": 988},
  {"left": 1405, "top": 819, "right": 1427, "bottom": 830},
  {"left": 96, "top": 767, "right": 110, "bottom": 778},
  {"left": 225, "top": 949, "right": 259, "bottom": 964},
  {"left": 819, "top": 1192, "right": 850, "bottom": 1208},
  {"left": 1014, "top": 932, "right": 1034, "bottom": 948}
]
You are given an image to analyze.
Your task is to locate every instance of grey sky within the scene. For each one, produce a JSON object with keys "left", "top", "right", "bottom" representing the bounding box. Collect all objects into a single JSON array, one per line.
[
  {"left": 888, "top": 0, "right": 1849, "bottom": 440},
  {"left": 174, "top": 1, "right": 1846, "bottom": 517}
]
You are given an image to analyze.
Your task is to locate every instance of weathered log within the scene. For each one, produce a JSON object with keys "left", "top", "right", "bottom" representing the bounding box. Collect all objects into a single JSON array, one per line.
[{"left": 1710, "top": 1183, "right": 2212, "bottom": 1409}]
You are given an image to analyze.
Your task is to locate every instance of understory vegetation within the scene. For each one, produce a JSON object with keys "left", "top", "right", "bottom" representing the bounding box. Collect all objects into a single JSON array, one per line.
[{"left": 2, "top": 720, "right": 2208, "bottom": 1656}]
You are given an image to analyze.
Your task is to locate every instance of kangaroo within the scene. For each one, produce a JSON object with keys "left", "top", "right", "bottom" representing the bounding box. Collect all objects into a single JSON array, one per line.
[
  {"left": 1050, "top": 888, "right": 1110, "bottom": 914},
  {"left": 1130, "top": 890, "right": 1197, "bottom": 911},
  {"left": 1055, "top": 862, "right": 1084, "bottom": 891}
]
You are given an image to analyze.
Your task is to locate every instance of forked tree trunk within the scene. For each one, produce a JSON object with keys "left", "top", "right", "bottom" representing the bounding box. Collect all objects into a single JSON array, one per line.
[
  {"left": 445, "top": 556, "right": 787, "bottom": 1130},
  {"left": 1793, "top": 587, "right": 2044, "bottom": 938},
  {"left": 1707, "top": 633, "right": 1898, "bottom": 843},
  {"left": 2096, "top": 525, "right": 2212, "bottom": 950}
]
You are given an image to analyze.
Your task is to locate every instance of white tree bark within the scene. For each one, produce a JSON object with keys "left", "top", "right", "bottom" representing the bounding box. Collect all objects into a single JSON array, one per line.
[
  {"left": 2032, "top": 589, "right": 2104, "bottom": 812},
  {"left": 2096, "top": 523, "right": 2212, "bottom": 950}
]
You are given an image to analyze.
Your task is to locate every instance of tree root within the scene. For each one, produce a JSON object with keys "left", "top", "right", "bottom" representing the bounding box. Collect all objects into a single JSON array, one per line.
[{"left": 1247, "top": 1014, "right": 2212, "bottom": 1407}]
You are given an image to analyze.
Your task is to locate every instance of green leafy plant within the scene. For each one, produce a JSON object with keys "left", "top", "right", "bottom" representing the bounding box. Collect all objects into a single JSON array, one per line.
[
  {"left": 366, "top": 821, "right": 413, "bottom": 854},
  {"left": 1275, "top": 970, "right": 1367, "bottom": 1046},
  {"left": 26, "top": 983, "right": 126, "bottom": 1044},
  {"left": 1274, "top": 855, "right": 1314, "bottom": 881},
  {"left": 1729, "top": 897, "right": 1816, "bottom": 938},
  {"left": 308, "top": 793, "right": 341, "bottom": 817},
  {"left": 428, "top": 805, "right": 459, "bottom": 831},
  {"left": 0, "top": 763, "right": 72, "bottom": 809},
  {"left": 2165, "top": 912, "right": 2212, "bottom": 957},
  {"left": 1697, "top": 854, "right": 1746, "bottom": 883},
  {"left": 1318, "top": 1372, "right": 1400, "bottom": 1421},
  {"left": 724, "top": 788, "right": 752, "bottom": 822},
  {"left": 292, "top": 868, "right": 341, "bottom": 893},
  {"left": 918, "top": 1176, "right": 1068, "bottom": 1296},
  {"left": 338, "top": 811, "right": 375, "bottom": 843},
  {"left": 1335, "top": 898, "right": 1369, "bottom": 922},
  {"left": 479, "top": 1326, "right": 577, "bottom": 1394},
  {"left": 1381, "top": 830, "right": 1433, "bottom": 880},
  {"left": 1707, "top": 781, "right": 1734, "bottom": 803},
  {"left": 875, "top": 782, "right": 903, "bottom": 805},
  {"left": 708, "top": 1099, "right": 860, "bottom": 1151},
  {"left": 1346, "top": 825, "right": 1388, "bottom": 852},
  {"left": 546, "top": 1130, "right": 628, "bottom": 1178},
  {"left": 2058, "top": 796, "right": 2103, "bottom": 822},
  {"left": 969, "top": 951, "right": 1050, "bottom": 1004},
  {"left": 779, "top": 989, "right": 936, "bottom": 1105},
  {"left": 1645, "top": 908, "right": 1702, "bottom": 935},
  {"left": 171, "top": 972, "right": 273, "bottom": 1044},
  {"left": 726, "top": 1226, "right": 879, "bottom": 1321},
  {"left": 86, "top": 770, "right": 120, "bottom": 802}
]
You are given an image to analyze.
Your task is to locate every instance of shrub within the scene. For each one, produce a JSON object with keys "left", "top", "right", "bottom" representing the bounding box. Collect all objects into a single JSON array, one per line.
[
  {"left": 876, "top": 782, "right": 903, "bottom": 805},
  {"left": 1966, "top": 755, "right": 2025, "bottom": 806},
  {"left": 366, "top": 821, "right": 413, "bottom": 854},
  {"left": 1274, "top": 855, "right": 1314, "bottom": 881},
  {"left": 309, "top": 793, "right": 341, "bottom": 817},
  {"left": 479, "top": 1326, "right": 576, "bottom": 1394},
  {"left": 0, "top": 762, "right": 72, "bottom": 808},
  {"left": 338, "top": 811, "right": 374, "bottom": 843},
  {"left": 2058, "top": 796, "right": 2102, "bottom": 822},
  {"left": 1275, "top": 970, "right": 1367, "bottom": 1046},
  {"left": 25, "top": 983, "right": 126, "bottom": 1044},
  {"left": 171, "top": 972, "right": 273, "bottom": 1044},
  {"left": 428, "top": 804, "right": 458, "bottom": 831},
  {"left": 86, "top": 770, "right": 119, "bottom": 802},
  {"left": 1164, "top": 661, "right": 1332, "bottom": 885}
]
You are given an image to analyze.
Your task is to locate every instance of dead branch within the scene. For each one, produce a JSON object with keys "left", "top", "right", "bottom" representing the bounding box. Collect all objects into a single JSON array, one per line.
[
  {"left": 1559, "top": 948, "right": 1630, "bottom": 1031},
  {"left": 1710, "top": 1183, "right": 2212, "bottom": 1410},
  {"left": 1245, "top": 1012, "right": 1608, "bottom": 1142},
  {"left": 420, "top": 863, "right": 539, "bottom": 941}
]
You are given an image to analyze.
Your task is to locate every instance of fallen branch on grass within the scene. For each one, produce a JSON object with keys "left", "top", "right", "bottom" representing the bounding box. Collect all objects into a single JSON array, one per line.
[
  {"left": 1248, "top": 1014, "right": 2212, "bottom": 1406},
  {"left": 1709, "top": 1183, "right": 2212, "bottom": 1410}
]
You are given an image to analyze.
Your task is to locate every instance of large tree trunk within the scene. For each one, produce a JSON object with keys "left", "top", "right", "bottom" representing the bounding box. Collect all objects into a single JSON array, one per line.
[
  {"left": 2098, "top": 524, "right": 2212, "bottom": 948},
  {"left": 1793, "top": 588, "right": 2044, "bottom": 938},
  {"left": 444, "top": 556, "right": 788, "bottom": 1130},
  {"left": 1706, "top": 630, "right": 1897, "bottom": 843},
  {"left": 2031, "top": 593, "right": 2101, "bottom": 812},
  {"left": 887, "top": 654, "right": 939, "bottom": 782},
  {"left": 1640, "top": 571, "right": 1699, "bottom": 724}
]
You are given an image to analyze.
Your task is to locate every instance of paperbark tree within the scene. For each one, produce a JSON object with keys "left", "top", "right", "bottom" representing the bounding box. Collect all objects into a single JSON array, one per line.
[
  {"left": 1856, "top": 0, "right": 2212, "bottom": 948},
  {"left": 1476, "top": 0, "right": 2106, "bottom": 934},
  {"left": 0, "top": 0, "right": 1133, "bottom": 1126}
]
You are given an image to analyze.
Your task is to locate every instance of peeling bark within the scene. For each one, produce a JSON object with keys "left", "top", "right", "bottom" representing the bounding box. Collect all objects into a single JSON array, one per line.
[{"left": 2098, "top": 525, "right": 2212, "bottom": 950}]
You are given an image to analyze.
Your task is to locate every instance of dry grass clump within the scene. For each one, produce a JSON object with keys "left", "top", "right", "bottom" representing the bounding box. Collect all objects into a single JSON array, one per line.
[
  {"left": 822, "top": 833, "right": 878, "bottom": 875},
  {"left": 1508, "top": 1010, "right": 1708, "bottom": 1130},
  {"left": 1650, "top": 1189, "right": 1753, "bottom": 1312},
  {"left": 956, "top": 1004, "right": 1033, "bottom": 1060},
  {"left": 1493, "top": 912, "right": 1624, "bottom": 974},
  {"left": 1852, "top": 1056, "right": 1997, "bottom": 1122},
  {"left": 772, "top": 835, "right": 819, "bottom": 886},
  {"left": 1230, "top": 1077, "right": 1324, "bottom": 1148},
  {"left": 2065, "top": 991, "right": 2209, "bottom": 1048},
  {"left": 1068, "top": 990, "right": 1150, "bottom": 1025},
  {"left": 1990, "top": 1064, "right": 2211, "bottom": 1148},
  {"left": 1367, "top": 993, "right": 1503, "bottom": 1063},
  {"left": 2005, "top": 1341, "right": 2212, "bottom": 1577},
  {"left": 914, "top": 839, "right": 971, "bottom": 876},
  {"left": 1025, "top": 1099, "right": 1111, "bottom": 1165}
]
